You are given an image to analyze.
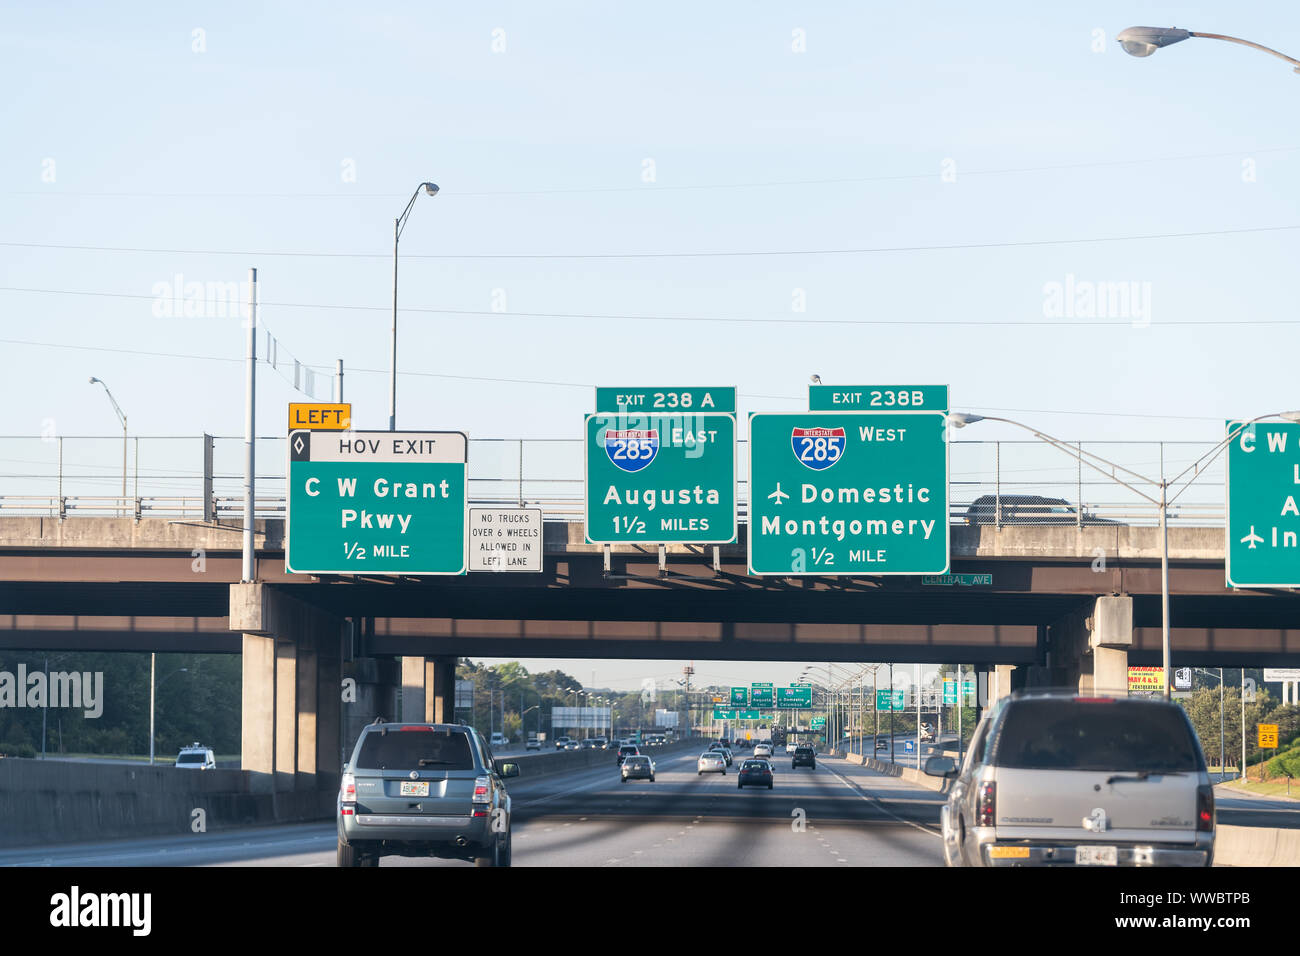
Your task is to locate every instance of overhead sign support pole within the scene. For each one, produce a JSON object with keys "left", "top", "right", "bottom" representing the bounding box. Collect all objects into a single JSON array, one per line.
[{"left": 242, "top": 267, "right": 257, "bottom": 583}]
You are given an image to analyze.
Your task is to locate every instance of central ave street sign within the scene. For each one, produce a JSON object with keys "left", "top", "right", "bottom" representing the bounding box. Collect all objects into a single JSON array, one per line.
[
  {"left": 748, "top": 411, "right": 949, "bottom": 575},
  {"left": 585, "top": 411, "right": 737, "bottom": 544},
  {"left": 1226, "top": 421, "right": 1300, "bottom": 588},
  {"left": 287, "top": 430, "right": 467, "bottom": 575}
]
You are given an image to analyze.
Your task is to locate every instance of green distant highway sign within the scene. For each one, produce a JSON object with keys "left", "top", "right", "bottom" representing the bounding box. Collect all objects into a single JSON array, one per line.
[
  {"left": 730, "top": 687, "right": 749, "bottom": 706},
  {"left": 776, "top": 686, "right": 812, "bottom": 709},
  {"left": 748, "top": 411, "right": 949, "bottom": 575},
  {"left": 286, "top": 430, "right": 467, "bottom": 575},
  {"left": 585, "top": 412, "right": 736, "bottom": 544},
  {"left": 713, "top": 708, "right": 765, "bottom": 720},
  {"left": 810, "top": 716, "right": 826, "bottom": 730},
  {"left": 1227, "top": 421, "right": 1300, "bottom": 588},
  {"left": 942, "top": 680, "right": 976, "bottom": 705},
  {"left": 595, "top": 386, "right": 736, "bottom": 414},
  {"left": 809, "top": 385, "right": 949, "bottom": 413},
  {"left": 876, "top": 689, "right": 906, "bottom": 711},
  {"left": 750, "top": 685, "right": 774, "bottom": 707}
]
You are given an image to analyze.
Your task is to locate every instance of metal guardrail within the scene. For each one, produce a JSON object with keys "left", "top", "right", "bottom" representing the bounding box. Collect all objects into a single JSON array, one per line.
[{"left": 0, "top": 435, "right": 1229, "bottom": 526}]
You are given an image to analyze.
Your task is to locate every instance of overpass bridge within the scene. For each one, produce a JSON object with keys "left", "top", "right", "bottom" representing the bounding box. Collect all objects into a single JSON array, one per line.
[{"left": 2, "top": 434, "right": 1296, "bottom": 795}]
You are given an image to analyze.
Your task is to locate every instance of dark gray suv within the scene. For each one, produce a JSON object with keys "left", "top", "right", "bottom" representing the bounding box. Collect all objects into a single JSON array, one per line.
[{"left": 337, "top": 721, "right": 519, "bottom": 867}]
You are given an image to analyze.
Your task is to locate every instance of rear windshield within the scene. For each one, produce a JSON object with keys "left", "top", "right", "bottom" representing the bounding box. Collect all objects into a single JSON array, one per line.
[
  {"left": 742, "top": 761, "right": 767, "bottom": 770},
  {"left": 356, "top": 729, "right": 476, "bottom": 771},
  {"left": 993, "top": 700, "right": 1203, "bottom": 772},
  {"left": 626, "top": 757, "right": 649, "bottom": 767},
  {"left": 176, "top": 753, "right": 207, "bottom": 764}
]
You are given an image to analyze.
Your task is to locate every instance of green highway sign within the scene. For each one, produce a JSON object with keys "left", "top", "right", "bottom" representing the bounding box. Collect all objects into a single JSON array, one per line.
[
  {"left": 876, "top": 689, "right": 906, "bottom": 711},
  {"left": 712, "top": 708, "right": 765, "bottom": 720},
  {"left": 942, "top": 680, "right": 976, "bottom": 705},
  {"left": 585, "top": 412, "right": 737, "bottom": 544},
  {"left": 776, "top": 686, "right": 812, "bottom": 709},
  {"left": 595, "top": 386, "right": 736, "bottom": 414},
  {"left": 748, "top": 411, "right": 950, "bottom": 575},
  {"left": 1227, "top": 421, "right": 1300, "bottom": 588},
  {"left": 810, "top": 716, "right": 826, "bottom": 730},
  {"left": 750, "top": 685, "right": 774, "bottom": 707},
  {"left": 730, "top": 687, "right": 749, "bottom": 706},
  {"left": 287, "top": 430, "right": 467, "bottom": 575},
  {"left": 809, "top": 385, "right": 949, "bottom": 413}
]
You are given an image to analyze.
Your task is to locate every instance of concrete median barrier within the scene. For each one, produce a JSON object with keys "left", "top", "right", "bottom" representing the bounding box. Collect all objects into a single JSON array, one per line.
[
  {"left": 1215, "top": 824, "right": 1300, "bottom": 867},
  {"left": 0, "top": 739, "right": 706, "bottom": 848}
]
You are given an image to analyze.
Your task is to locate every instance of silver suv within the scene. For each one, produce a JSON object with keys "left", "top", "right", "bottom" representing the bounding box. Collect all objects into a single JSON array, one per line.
[
  {"left": 929, "top": 691, "right": 1214, "bottom": 867},
  {"left": 337, "top": 721, "right": 519, "bottom": 867}
]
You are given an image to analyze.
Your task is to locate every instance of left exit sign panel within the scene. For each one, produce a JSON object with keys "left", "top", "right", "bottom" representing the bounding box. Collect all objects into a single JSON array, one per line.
[{"left": 286, "top": 430, "right": 468, "bottom": 575}]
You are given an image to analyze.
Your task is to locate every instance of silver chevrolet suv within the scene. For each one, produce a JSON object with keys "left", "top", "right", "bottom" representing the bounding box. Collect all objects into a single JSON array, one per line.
[
  {"left": 337, "top": 721, "right": 519, "bottom": 867},
  {"left": 929, "top": 690, "right": 1214, "bottom": 867}
]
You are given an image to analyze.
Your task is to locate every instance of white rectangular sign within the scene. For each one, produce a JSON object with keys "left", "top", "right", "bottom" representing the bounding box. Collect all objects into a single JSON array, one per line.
[
  {"left": 468, "top": 508, "right": 543, "bottom": 572},
  {"left": 551, "top": 706, "right": 611, "bottom": 729},
  {"left": 1263, "top": 668, "right": 1300, "bottom": 682},
  {"left": 292, "top": 430, "right": 466, "bottom": 463}
]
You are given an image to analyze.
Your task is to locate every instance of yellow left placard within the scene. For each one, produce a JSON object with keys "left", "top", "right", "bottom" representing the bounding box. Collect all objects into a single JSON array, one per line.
[{"left": 288, "top": 403, "right": 352, "bottom": 430}]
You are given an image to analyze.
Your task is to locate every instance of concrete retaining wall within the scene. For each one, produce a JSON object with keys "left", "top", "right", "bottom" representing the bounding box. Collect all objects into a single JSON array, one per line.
[
  {"left": 0, "top": 740, "right": 704, "bottom": 849},
  {"left": 0, "top": 758, "right": 335, "bottom": 849}
]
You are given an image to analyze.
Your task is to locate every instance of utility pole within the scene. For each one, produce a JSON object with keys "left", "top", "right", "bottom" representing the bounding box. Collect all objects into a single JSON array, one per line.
[{"left": 241, "top": 267, "right": 257, "bottom": 583}]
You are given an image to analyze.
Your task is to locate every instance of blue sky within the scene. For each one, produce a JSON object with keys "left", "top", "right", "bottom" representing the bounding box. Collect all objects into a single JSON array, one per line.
[{"left": 3, "top": 3, "right": 1297, "bottom": 685}]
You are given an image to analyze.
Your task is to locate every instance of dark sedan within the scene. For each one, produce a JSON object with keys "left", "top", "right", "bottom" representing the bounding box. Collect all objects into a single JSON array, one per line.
[{"left": 737, "top": 759, "right": 774, "bottom": 790}]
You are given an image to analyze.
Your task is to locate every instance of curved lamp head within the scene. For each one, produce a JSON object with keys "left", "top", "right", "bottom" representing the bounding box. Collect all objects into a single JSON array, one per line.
[
  {"left": 1280, "top": 411, "right": 1300, "bottom": 422},
  {"left": 1117, "top": 26, "right": 1192, "bottom": 58},
  {"left": 422, "top": 182, "right": 440, "bottom": 197},
  {"left": 946, "top": 412, "right": 985, "bottom": 429},
  {"left": 89, "top": 376, "right": 101, "bottom": 385},
  {"left": 810, "top": 374, "right": 822, "bottom": 384}
]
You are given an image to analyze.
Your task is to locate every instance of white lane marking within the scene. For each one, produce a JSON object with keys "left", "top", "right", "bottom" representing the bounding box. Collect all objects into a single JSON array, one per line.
[{"left": 819, "top": 761, "right": 943, "bottom": 840}]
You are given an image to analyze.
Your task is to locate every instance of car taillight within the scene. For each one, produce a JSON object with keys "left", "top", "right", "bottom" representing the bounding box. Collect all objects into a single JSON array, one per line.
[
  {"left": 1197, "top": 784, "right": 1214, "bottom": 832},
  {"left": 473, "top": 775, "right": 491, "bottom": 803},
  {"left": 340, "top": 772, "right": 356, "bottom": 804},
  {"left": 976, "top": 782, "right": 996, "bottom": 827}
]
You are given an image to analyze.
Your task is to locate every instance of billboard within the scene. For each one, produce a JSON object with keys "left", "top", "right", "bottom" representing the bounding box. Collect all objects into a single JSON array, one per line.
[
  {"left": 654, "top": 709, "right": 679, "bottom": 728},
  {"left": 550, "top": 706, "right": 612, "bottom": 729},
  {"left": 1127, "top": 667, "right": 1165, "bottom": 695}
]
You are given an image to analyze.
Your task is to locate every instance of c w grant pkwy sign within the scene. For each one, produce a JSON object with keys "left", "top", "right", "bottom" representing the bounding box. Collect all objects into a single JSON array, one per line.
[
  {"left": 287, "top": 430, "right": 468, "bottom": 575},
  {"left": 748, "top": 411, "right": 949, "bottom": 575}
]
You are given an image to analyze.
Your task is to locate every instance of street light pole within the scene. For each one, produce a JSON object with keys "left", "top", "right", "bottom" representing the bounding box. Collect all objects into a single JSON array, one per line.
[
  {"left": 1117, "top": 26, "right": 1300, "bottom": 72},
  {"left": 389, "top": 181, "right": 439, "bottom": 431},
  {"left": 948, "top": 411, "right": 1300, "bottom": 700},
  {"left": 88, "top": 377, "right": 128, "bottom": 515}
]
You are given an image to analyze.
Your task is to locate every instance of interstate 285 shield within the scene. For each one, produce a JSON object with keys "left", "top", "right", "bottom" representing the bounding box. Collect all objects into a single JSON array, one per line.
[
  {"left": 603, "top": 428, "right": 659, "bottom": 472},
  {"left": 791, "top": 426, "right": 845, "bottom": 471}
]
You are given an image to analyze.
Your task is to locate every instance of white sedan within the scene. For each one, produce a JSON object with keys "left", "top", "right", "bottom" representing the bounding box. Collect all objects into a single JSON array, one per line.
[
  {"left": 697, "top": 752, "right": 727, "bottom": 775},
  {"left": 753, "top": 743, "right": 773, "bottom": 759}
]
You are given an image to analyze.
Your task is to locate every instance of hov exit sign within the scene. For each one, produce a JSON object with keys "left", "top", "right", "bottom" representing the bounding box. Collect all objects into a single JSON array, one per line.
[
  {"left": 1227, "top": 421, "right": 1300, "bottom": 588},
  {"left": 748, "top": 411, "right": 949, "bottom": 575},
  {"left": 287, "top": 430, "right": 467, "bottom": 575}
]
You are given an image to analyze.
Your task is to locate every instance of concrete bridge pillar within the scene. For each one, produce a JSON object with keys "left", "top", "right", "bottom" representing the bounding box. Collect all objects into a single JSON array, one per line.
[
  {"left": 400, "top": 655, "right": 458, "bottom": 722},
  {"left": 230, "top": 583, "right": 345, "bottom": 793},
  {"left": 1043, "top": 594, "right": 1133, "bottom": 697}
]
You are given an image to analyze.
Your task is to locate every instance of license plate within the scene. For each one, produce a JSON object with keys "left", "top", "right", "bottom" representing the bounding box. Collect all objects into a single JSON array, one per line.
[
  {"left": 400, "top": 781, "right": 429, "bottom": 797},
  {"left": 1076, "top": 845, "right": 1117, "bottom": 866}
]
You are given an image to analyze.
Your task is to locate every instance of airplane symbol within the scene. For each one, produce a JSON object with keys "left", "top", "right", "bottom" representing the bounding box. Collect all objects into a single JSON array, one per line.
[
  {"left": 1240, "top": 526, "right": 1264, "bottom": 549},
  {"left": 768, "top": 483, "right": 789, "bottom": 505}
]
